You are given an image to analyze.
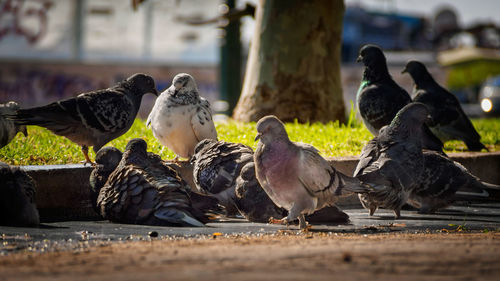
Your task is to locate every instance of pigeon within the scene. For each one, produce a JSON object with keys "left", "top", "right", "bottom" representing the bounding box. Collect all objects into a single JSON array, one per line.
[
  {"left": 147, "top": 73, "right": 217, "bottom": 160},
  {"left": 408, "top": 149, "right": 500, "bottom": 213},
  {"left": 254, "top": 115, "right": 368, "bottom": 229},
  {"left": 402, "top": 60, "right": 487, "bottom": 151},
  {"left": 191, "top": 139, "right": 253, "bottom": 213},
  {"left": 0, "top": 101, "right": 27, "bottom": 149},
  {"left": 356, "top": 44, "right": 444, "bottom": 153},
  {"left": 89, "top": 146, "right": 123, "bottom": 215},
  {"left": 7, "top": 74, "right": 158, "bottom": 164},
  {"left": 0, "top": 162, "right": 39, "bottom": 226},
  {"left": 354, "top": 103, "right": 430, "bottom": 218},
  {"left": 234, "top": 161, "right": 288, "bottom": 222},
  {"left": 192, "top": 139, "right": 350, "bottom": 224},
  {"left": 95, "top": 138, "right": 207, "bottom": 227}
]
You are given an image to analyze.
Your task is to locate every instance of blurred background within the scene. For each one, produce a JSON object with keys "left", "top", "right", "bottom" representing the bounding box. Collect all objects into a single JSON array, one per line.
[{"left": 0, "top": 0, "right": 499, "bottom": 118}]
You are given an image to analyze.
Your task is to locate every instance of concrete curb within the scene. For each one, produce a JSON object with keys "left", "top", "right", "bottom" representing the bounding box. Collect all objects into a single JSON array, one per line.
[{"left": 20, "top": 152, "right": 500, "bottom": 222}]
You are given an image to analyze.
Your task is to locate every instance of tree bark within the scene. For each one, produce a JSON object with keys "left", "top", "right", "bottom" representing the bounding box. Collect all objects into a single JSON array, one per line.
[{"left": 233, "top": 0, "right": 346, "bottom": 123}]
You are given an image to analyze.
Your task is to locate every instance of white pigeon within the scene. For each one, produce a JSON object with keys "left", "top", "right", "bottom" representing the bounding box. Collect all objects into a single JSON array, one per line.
[{"left": 147, "top": 73, "right": 217, "bottom": 160}]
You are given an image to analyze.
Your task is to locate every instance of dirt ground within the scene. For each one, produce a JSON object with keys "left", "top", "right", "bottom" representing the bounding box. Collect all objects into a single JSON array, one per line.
[{"left": 0, "top": 231, "right": 499, "bottom": 281}]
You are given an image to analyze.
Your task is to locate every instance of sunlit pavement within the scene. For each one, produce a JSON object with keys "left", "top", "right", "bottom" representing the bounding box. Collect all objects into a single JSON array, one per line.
[{"left": 1, "top": 203, "right": 499, "bottom": 255}]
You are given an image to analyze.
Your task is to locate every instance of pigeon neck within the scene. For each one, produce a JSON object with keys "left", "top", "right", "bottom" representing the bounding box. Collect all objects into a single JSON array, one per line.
[
  {"left": 118, "top": 81, "right": 146, "bottom": 109},
  {"left": 169, "top": 90, "right": 200, "bottom": 105},
  {"left": 412, "top": 70, "right": 437, "bottom": 89},
  {"left": 388, "top": 117, "right": 424, "bottom": 143},
  {"left": 362, "top": 64, "right": 391, "bottom": 83}
]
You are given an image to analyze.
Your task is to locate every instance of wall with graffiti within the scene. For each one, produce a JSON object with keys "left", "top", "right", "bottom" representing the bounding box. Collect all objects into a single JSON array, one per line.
[
  {"left": 0, "top": 0, "right": 220, "bottom": 62},
  {"left": 0, "top": 0, "right": 220, "bottom": 117},
  {"left": 0, "top": 61, "right": 218, "bottom": 118}
]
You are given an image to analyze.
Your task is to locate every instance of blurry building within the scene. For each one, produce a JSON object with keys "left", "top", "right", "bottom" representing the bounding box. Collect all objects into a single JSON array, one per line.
[
  {"left": 0, "top": 0, "right": 220, "bottom": 118},
  {"left": 342, "top": 5, "right": 431, "bottom": 63}
]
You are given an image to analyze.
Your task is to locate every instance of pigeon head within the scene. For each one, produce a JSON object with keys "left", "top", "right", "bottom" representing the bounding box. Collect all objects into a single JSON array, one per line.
[
  {"left": 95, "top": 146, "right": 123, "bottom": 172},
  {"left": 125, "top": 138, "right": 148, "bottom": 155},
  {"left": 126, "top": 73, "right": 159, "bottom": 96},
  {"left": 171, "top": 73, "right": 198, "bottom": 95},
  {"left": 356, "top": 44, "right": 386, "bottom": 67},
  {"left": 255, "top": 115, "right": 289, "bottom": 143},
  {"left": 193, "top": 139, "right": 214, "bottom": 156},
  {"left": 402, "top": 60, "right": 433, "bottom": 86},
  {"left": 1, "top": 101, "right": 28, "bottom": 137}
]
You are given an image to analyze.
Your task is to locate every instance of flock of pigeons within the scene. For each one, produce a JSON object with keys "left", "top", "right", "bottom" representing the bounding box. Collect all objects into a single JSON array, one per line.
[{"left": 0, "top": 44, "right": 498, "bottom": 230}]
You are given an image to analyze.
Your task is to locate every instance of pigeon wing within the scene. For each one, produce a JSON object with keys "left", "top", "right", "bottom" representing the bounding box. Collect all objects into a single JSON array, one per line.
[
  {"left": 358, "top": 83, "right": 411, "bottom": 133},
  {"left": 353, "top": 138, "right": 378, "bottom": 177},
  {"left": 413, "top": 89, "right": 459, "bottom": 126},
  {"left": 295, "top": 142, "right": 338, "bottom": 199},
  {"left": 190, "top": 98, "right": 217, "bottom": 142},
  {"left": 12, "top": 90, "right": 134, "bottom": 146}
]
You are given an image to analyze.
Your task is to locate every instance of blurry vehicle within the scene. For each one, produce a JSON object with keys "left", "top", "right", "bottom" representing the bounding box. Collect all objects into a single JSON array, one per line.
[{"left": 479, "top": 75, "right": 500, "bottom": 115}]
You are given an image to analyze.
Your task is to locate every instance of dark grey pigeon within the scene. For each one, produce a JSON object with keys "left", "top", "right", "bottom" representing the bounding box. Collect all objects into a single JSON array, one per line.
[
  {"left": 254, "top": 115, "right": 368, "bottom": 229},
  {"left": 233, "top": 161, "right": 287, "bottom": 222},
  {"left": 89, "top": 146, "right": 123, "bottom": 215},
  {"left": 408, "top": 150, "right": 500, "bottom": 213},
  {"left": 191, "top": 139, "right": 253, "bottom": 209},
  {"left": 0, "top": 162, "right": 39, "bottom": 227},
  {"left": 7, "top": 74, "right": 158, "bottom": 164},
  {"left": 356, "top": 44, "right": 444, "bottom": 153},
  {"left": 403, "top": 60, "right": 487, "bottom": 151},
  {"left": 0, "top": 101, "right": 27, "bottom": 149},
  {"left": 95, "top": 138, "right": 207, "bottom": 227},
  {"left": 354, "top": 103, "right": 430, "bottom": 218}
]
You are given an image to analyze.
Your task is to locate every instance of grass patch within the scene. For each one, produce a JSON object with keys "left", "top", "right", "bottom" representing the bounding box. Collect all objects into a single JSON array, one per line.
[{"left": 1, "top": 118, "right": 499, "bottom": 166}]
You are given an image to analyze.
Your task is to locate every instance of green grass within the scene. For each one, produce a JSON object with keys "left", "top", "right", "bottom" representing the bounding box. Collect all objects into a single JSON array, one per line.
[{"left": 1, "top": 117, "right": 499, "bottom": 166}]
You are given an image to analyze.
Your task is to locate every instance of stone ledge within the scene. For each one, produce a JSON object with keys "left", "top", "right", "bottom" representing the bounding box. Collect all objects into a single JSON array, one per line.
[{"left": 20, "top": 152, "right": 500, "bottom": 222}]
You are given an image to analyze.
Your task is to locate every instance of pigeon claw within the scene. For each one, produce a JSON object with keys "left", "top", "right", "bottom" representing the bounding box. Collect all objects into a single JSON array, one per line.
[
  {"left": 300, "top": 224, "right": 313, "bottom": 233},
  {"left": 81, "top": 145, "right": 96, "bottom": 166},
  {"left": 268, "top": 217, "right": 287, "bottom": 226}
]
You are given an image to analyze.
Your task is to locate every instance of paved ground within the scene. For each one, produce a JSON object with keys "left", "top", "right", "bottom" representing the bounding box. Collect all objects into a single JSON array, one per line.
[{"left": 1, "top": 203, "right": 499, "bottom": 255}]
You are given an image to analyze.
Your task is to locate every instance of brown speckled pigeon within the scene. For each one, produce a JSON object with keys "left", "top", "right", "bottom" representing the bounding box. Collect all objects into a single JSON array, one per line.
[
  {"left": 95, "top": 138, "right": 207, "bottom": 227},
  {"left": 89, "top": 146, "right": 123, "bottom": 215}
]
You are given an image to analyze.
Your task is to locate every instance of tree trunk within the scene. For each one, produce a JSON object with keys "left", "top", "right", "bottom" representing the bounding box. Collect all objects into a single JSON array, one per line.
[{"left": 233, "top": 0, "right": 346, "bottom": 123}]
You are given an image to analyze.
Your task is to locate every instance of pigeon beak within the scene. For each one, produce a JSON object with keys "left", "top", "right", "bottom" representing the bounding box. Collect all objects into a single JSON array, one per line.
[
  {"left": 254, "top": 133, "right": 262, "bottom": 141},
  {"left": 152, "top": 88, "right": 159, "bottom": 96},
  {"left": 174, "top": 82, "right": 183, "bottom": 90},
  {"left": 401, "top": 67, "right": 408, "bottom": 74},
  {"left": 356, "top": 55, "right": 362, "bottom": 63}
]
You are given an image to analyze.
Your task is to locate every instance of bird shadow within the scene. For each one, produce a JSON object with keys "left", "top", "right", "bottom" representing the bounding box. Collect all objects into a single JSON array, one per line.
[
  {"left": 370, "top": 213, "right": 500, "bottom": 224},
  {"left": 37, "top": 223, "right": 70, "bottom": 229}
]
